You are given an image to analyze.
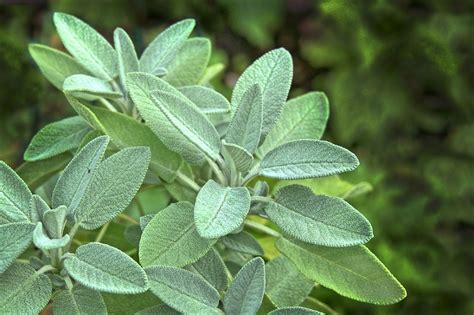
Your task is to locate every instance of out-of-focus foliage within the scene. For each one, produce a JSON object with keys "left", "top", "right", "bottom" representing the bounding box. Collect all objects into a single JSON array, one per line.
[{"left": 0, "top": 0, "right": 472, "bottom": 314}]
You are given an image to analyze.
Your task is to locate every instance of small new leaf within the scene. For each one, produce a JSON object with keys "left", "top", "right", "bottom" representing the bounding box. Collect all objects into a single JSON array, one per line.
[
  {"left": 114, "top": 27, "right": 139, "bottom": 91},
  {"left": 64, "top": 242, "right": 148, "bottom": 294},
  {"left": 194, "top": 180, "right": 251, "bottom": 239},
  {"left": 33, "top": 222, "right": 70, "bottom": 251}
]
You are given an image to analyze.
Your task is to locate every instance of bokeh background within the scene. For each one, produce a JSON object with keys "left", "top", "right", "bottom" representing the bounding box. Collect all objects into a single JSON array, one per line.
[{"left": 0, "top": 0, "right": 472, "bottom": 314}]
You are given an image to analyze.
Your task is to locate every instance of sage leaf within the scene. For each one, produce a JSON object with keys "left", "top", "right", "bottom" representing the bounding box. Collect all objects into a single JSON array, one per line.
[
  {"left": 260, "top": 140, "right": 359, "bottom": 179},
  {"left": 54, "top": 13, "right": 117, "bottom": 80},
  {"left": 223, "top": 257, "right": 266, "bottom": 315},
  {"left": 186, "top": 248, "right": 229, "bottom": 293},
  {"left": 42, "top": 205, "right": 67, "bottom": 239},
  {"left": 194, "top": 179, "right": 251, "bottom": 239},
  {"left": 113, "top": 27, "right": 139, "bottom": 91},
  {"left": 24, "top": 116, "right": 91, "bottom": 161},
  {"left": 231, "top": 48, "right": 292, "bottom": 138},
  {"left": 199, "top": 63, "right": 224, "bottom": 84},
  {"left": 150, "top": 90, "right": 221, "bottom": 163},
  {"left": 0, "top": 161, "right": 32, "bottom": 223},
  {"left": 140, "top": 19, "right": 195, "bottom": 74},
  {"left": 30, "top": 194, "right": 50, "bottom": 223},
  {"left": 146, "top": 266, "right": 221, "bottom": 314},
  {"left": 63, "top": 74, "right": 122, "bottom": 99},
  {"left": 136, "top": 304, "right": 181, "bottom": 315},
  {"left": 64, "top": 242, "right": 148, "bottom": 294},
  {"left": 86, "top": 105, "right": 182, "bottom": 183},
  {"left": 276, "top": 238, "right": 407, "bottom": 305},
  {"left": 164, "top": 38, "right": 211, "bottom": 86},
  {"left": 140, "top": 202, "right": 215, "bottom": 267},
  {"left": 222, "top": 142, "right": 254, "bottom": 172},
  {"left": 52, "top": 135, "right": 109, "bottom": 214},
  {"left": 268, "top": 307, "right": 323, "bottom": 315},
  {"left": 33, "top": 222, "right": 70, "bottom": 250},
  {"left": 178, "top": 85, "right": 231, "bottom": 114},
  {"left": 258, "top": 92, "right": 329, "bottom": 158},
  {"left": 267, "top": 185, "right": 373, "bottom": 247},
  {"left": 265, "top": 256, "right": 314, "bottom": 307},
  {"left": 53, "top": 286, "right": 107, "bottom": 315},
  {"left": 28, "top": 44, "right": 89, "bottom": 89},
  {"left": 0, "top": 263, "right": 52, "bottom": 314},
  {"left": 226, "top": 84, "right": 263, "bottom": 153},
  {"left": 221, "top": 231, "right": 264, "bottom": 256},
  {"left": 75, "top": 146, "right": 150, "bottom": 229},
  {"left": 0, "top": 223, "right": 35, "bottom": 273}
]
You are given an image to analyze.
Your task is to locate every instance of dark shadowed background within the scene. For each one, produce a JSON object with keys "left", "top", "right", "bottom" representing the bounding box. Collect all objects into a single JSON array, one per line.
[{"left": 0, "top": 0, "right": 472, "bottom": 314}]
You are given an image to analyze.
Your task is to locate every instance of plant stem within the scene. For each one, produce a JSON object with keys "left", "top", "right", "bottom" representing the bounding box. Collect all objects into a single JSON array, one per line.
[
  {"left": 64, "top": 276, "right": 74, "bottom": 290},
  {"left": 117, "top": 213, "right": 139, "bottom": 225},
  {"left": 65, "top": 223, "right": 81, "bottom": 252},
  {"left": 36, "top": 265, "right": 57, "bottom": 275},
  {"left": 207, "top": 157, "right": 227, "bottom": 185},
  {"left": 95, "top": 222, "right": 110, "bottom": 242},
  {"left": 99, "top": 98, "right": 118, "bottom": 112},
  {"left": 135, "top": 198, "right": 146, "bottom": 216},
  {"left": 251, "top": 196, "right": 273, "bottom": 203},
  {"left": 306, "top": 297, "right": 338, "bottom": 315},
  {"left": 241, "top": 163, "right": 260, "bottom": 186},
  {"left": 176, "top": 171, "right": 201, "bottom": 192},
  {"left": 244, "top": 220, "right": 281, "bottom": 238}
]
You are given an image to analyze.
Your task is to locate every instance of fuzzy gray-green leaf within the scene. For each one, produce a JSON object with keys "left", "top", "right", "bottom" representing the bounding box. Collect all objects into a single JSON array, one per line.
[
  {"left": 164, "top": 38, "right": 211, "bottom": 87},
  {"left": 53, "top": 286, "right": 107, "bottom": 315},
  {"left": 54, "top": 13, "right": 117, "bottom": 80},
  {"left": 114, "top": 27, "right": 139, "bottom": 91},
  {"left": 268, "top": 307, "right": 323, "bottom": 315},
  {"left": 52, "top": 136, "right": 109, "bottom": 214},
  {"left": 64, "top": 242, "right": 148, "bottom": 294},
  {"left": 265, "top": 256, "right": 314, "bottom": 307},
  {"left": 178, "top": 85, "right": 230, "bottom": 114},
  {"left": 24, "top": 116, "right": 91, "bottom": 162},
  {"left": 140, "top": 19, "right": 195, "bottom": 74},
  {"left": 42, "top": 205, "right": 67, "bottom": 239},
  {"left": 186, "top": 248, "right": 229, "bottom": 293},
  {"left": 140, "top": 202, "right": 215, "bottom": 267},
  {"left": 33, "top": 222, "right": 70, "bottom": 250},
  {"left": 30, "top": 194, "right": 50, "bottom": 223},
  {"left": 221, "top": 231, "right": 264, "bottom": 256},
  {"left": 226, "top": 84, "right": 263, "bottom": 154},
  {"left": 0, "top": 223, "right": 35, "bottom": 273},
  {"left": 258, "top": 92, "right": 329, "bottom": 158},
  {"left": 223, "top": 142, "right": 254, "bottom": 172},
  {"left": 28, "top": 44, "right": 89, "bottom": 89},
  {"left": 195, "top": 179, "right": 251, "bottom": 239},
  {"left": 260, "top": 140, "right": 359, "bottom": 179},
  {"left": 0, "top": 161, "right": 32, "bottom": 223},
  {"left": 150, "top": 90, "right": 221, "bottom": 163},
  {"left": 63, "top": 74, "right": 122, "bottom": 99},
  {"left": 146, "top": 265, "right": 221, "bottom": 314},
  {"left": 75, "top": 146, "right": 150, "bottom": 229},
  {"left": 0, "top": 263, "right": 52, "bottom": 314},
  {"left": 267, "top": 185, "right": 373, "bottom": 247},
  {"left": 223, "top": 257, "right": 266, "bottom": 315},
  {"left": 231, "top": 48, "right": 293, "bottom": 138},
  {"left": 276, "top": 238, "right": 407, "bottom": 305}
]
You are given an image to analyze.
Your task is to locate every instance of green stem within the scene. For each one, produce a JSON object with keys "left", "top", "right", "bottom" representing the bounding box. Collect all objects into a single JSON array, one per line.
[
  {"left": 207, "top": 157, "right": 227, "bottom": 185},
  {"left": 64, "top": 275, "right": 74, "bottom": 290},
  {"left": 244, "top": 220, "right": 280, "bottom": 238},
  {"left": 99, "top": 98, "right": 118, "bottom": 112},
  {"left": 117, "top": 213, "right": 139, "bottom": 225},
  {"left": 65, "top": 223, "right": 81, "bottom": 252},
  {"left": 241, "top": 163, "right": 260, "bottom": 186},
  {"left": 251, "top": 196, "right": 273, "bottom": 203},
  {"left": 95, "top": 222, "right": 110, "bottom": 243},
  {"left": 176, "top": 171, "right": 201, "bottom": 192},
  {"left": 135, "top": 198, "right": 146, "bottom": 216},
  {"left": 305, "top": 297, "right": 338, "bottom": 315},
  {"left": 36, "top": 265, "right": 57, "bottom": 275}
]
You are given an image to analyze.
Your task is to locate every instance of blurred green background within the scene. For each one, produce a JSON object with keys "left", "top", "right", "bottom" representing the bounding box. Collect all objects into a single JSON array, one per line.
[{"left": 0, "top": 0, "right": 472, "bottom": 314}]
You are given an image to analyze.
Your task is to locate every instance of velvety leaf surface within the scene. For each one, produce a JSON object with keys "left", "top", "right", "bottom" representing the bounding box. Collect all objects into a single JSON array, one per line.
[
  {"left": 146, "top": 266, "right": 221, "bottom": 314},
  {"left": 30, "top": 194, "right": 50, "bottom": 223},
  {"left": 164, "top": 38, "right": 211, "bottom": 86},
  {"left": 268, "top": 307, "right": 323, "bottom": 315},
  {"left": 221, "top": 231, "right": 264, "bottom": 256},
  {"left": 186, "top": 248, "right": 229, "bottom": 293},
  {"left": 0, "top": 263, "right": 52, "bottom": 314},
  {"left": 223, "top": 257, "right": 266, "bottom": 315},
  {"left": 276, "top": 238, "right": 407, "bottom": 305},
  {"left": 260, "top": 140, "right": 359, "bottom": 179},
  {"left": 194, "top": 179, "right": 251, "bottom": 238},
  {"left": 178, "top": 85, "right": 230, "bottom": 114},
  {"left": 267, "top": 185, "right": 373, "bottom": 246},
  {"left": 42, "top": 205, "right": 67, "bottom": 239},
  {"left": 64, "top": 242, "right": 148, "bottom": 294},
  {"left": 0, "top": 223, "right": 35, "bottom": 273},
  {"left": 54, "top": 13, "right": 117, "bottom": 80},
  {"left": 223, "top": 142, "right": 254, "bottom": 172},
  {"left": 24, "top": 116, "right": 91, "bottom": 161},
  {"left": 140, "top": 202, "right": 215, "bottom": 267},
  {"left": 114, "top": 27, "right": 139, "bottom": 91},
  {"left": 53, "top": 286, "right": 107, "bottom": 315},
  {"left": 265, "top": 256, "right": 314, "bottom": 307},
  {"left": 226, "top": 84, "right": 263, "bottom": 154},
  {"left": 29, "top": 44, "right": 89, "bottom": 89},
  {"left": 0, "top": 161, "right": 32, "bottom": 223},
  {"left": 231, "top": 48, "right": 293, "bottom": 137},
  {"left": 75, "top": 146, "right": 150, "bottom": 229},
  {"left": 32, "top": 222, "right": 69, "bottom": 250},
  {"left": 63, "top": 74, "right": 122, "bottom": 99},
  {"left": 258, "top": 92, "right": 329, "bottom": 158},
  {"left": 140, "top": 19, "right": 195, "bottom": 74},
  {"left": 136, "top": 304, "right": 181, "bottom": 315}
]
